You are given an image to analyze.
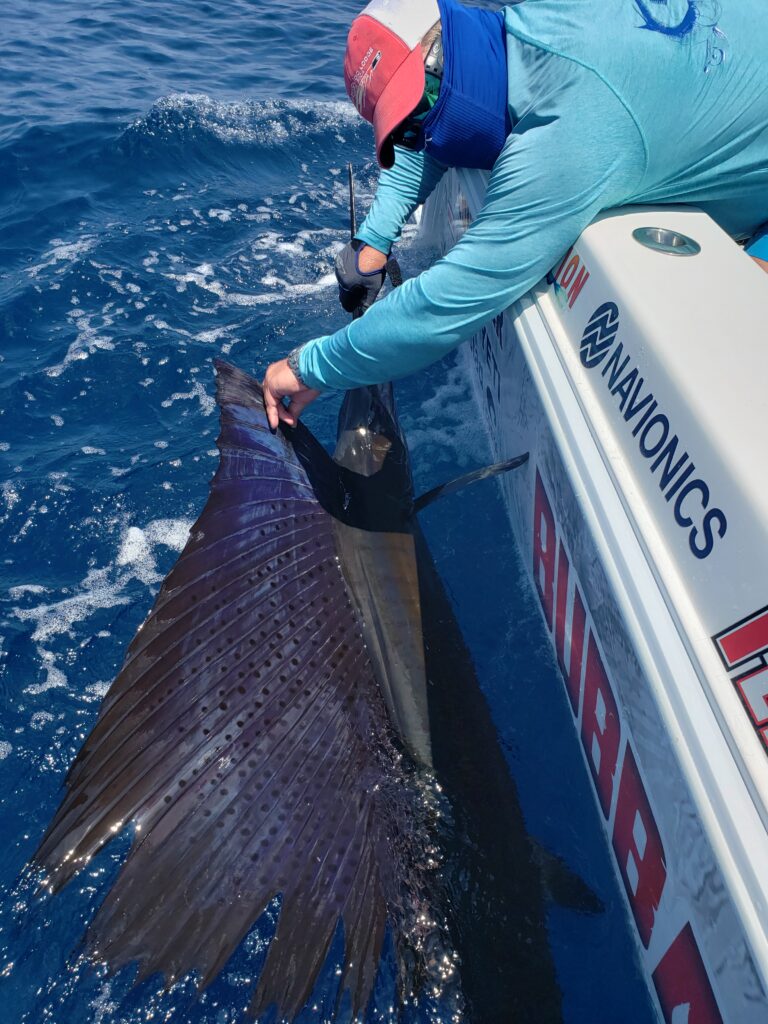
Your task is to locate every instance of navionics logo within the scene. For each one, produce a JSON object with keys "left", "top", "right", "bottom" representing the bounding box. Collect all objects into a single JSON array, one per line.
[
  {"left": 579, "top": 303, "right": 727, "bottom": 560},
  {"left": 581, "top": 302, "right": 619, "bottom": 366}
]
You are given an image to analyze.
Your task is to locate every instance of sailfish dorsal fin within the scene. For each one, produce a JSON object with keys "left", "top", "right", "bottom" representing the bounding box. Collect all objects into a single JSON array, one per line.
[{"left": 32, "top": 361, "right": 448, "bottom": 1019}]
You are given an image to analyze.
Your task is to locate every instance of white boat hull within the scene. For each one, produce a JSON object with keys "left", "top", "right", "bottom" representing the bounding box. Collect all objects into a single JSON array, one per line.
[{"left": 420, "top": 169, "right": 768, "bottom": 1023}]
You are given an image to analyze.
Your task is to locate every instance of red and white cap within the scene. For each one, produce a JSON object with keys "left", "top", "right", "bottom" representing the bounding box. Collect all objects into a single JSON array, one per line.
[{"left": 344, "top": 0, "right": 440, "bottom": 169}]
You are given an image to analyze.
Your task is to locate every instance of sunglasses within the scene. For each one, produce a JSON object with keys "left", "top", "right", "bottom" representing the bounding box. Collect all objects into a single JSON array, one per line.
[{"left": 388, "top": 33, "right": 443, "bottom": 153}]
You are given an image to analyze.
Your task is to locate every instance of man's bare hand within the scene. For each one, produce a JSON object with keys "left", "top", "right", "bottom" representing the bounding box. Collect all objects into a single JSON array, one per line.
[{"left": 262, "top": 358, "right": 320, "bottom": 430}]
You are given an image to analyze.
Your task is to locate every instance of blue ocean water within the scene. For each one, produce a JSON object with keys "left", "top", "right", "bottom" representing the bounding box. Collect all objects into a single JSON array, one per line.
[{"left": 0, "top": 2, "right": 657, "bottom": 1022}]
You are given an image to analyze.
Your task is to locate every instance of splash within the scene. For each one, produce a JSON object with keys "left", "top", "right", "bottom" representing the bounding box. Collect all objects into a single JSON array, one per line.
[{"left": 125, "top": 93, "right": 360, "bottom": 150}]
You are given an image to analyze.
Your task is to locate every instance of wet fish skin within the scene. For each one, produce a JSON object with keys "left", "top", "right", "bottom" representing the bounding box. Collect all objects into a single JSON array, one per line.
[{"left": 326, "top": 380, "right": 601, "bottom": 1022}]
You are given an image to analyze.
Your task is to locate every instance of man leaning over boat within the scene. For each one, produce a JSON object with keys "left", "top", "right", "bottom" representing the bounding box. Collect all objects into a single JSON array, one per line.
[{"left": 262, "top": 0, "right": 768, "bottom": 429}]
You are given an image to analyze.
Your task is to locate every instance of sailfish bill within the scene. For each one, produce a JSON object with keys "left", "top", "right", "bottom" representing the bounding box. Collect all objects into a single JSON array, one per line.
[{"left": 32, "top": 361, "right": 453, "bottom": 1020}]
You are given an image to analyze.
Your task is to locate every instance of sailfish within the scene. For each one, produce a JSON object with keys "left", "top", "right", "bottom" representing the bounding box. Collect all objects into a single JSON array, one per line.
[
  {"left": 31, "top": 169, "right": 597, "bottom": 1020},
  {"left": 31, "top": 349, "right": 532, "bottom": 1018}
]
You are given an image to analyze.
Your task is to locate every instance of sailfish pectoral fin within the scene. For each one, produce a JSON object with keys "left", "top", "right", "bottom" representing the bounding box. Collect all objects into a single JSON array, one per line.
[
  {"left": 414, "top": 453, "right": 529, "bottom": 513},
  {"left": 31, "top": 361, "right": 436, "bottom": 1020}
]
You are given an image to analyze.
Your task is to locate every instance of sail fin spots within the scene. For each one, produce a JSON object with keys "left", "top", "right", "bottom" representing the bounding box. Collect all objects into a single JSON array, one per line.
[{"left": 33, "top": 361, "right": 441, "bottom": 1019}]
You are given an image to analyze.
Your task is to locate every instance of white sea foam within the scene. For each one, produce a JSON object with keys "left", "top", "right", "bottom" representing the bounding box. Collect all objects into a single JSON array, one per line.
[
  {"left": 117, "top": 527, "right": 157, "bottom": 585},
  {"left": 91, "top": 263, "right": 127, "bottom": 295},
  {"left": 14, "top": 517, "right": 192, "bottom": 646},
  {"left": 25, "top": 649, "right": 68, "bottom": 695},
  {"left": 251, "top": 232, "right": 307, "bottom": 258},
  {"left": 16, "top": 569, "right": 127, "bottom": 646},
  {"left": 90, "top": 980, "right": 118, "bottom": 1024},
  {"left": 195, "top": 327, "right": 233, "bottom": 345},
  {"left": 27, "top": 235, "right": 97, "bottom": 278},
  {"left": 2, "top": 482, "right": 20, "bottom": 510},
  {"left": 163, "top": 250, "right": 336, "bottom": 309},
  {"left": 406, "top": 359, "right": 491, "bottom": 467},
  {"left": 161, "top": 381, "right": 215, "bottom": 416},
  {"left": 8, "top": 584, "right": 48, "bottom": 599},
  {"left": 258, "top": 272, "right": 336, "bottom": 299},
  {"left": 116, "top": 518, "right": 191, "bottom": 584},
  {"left": 0, "top": 742, "right": 11, "bottom": 760},
  {"left": 165, "top": 262, "right": 216, "bottom": 293},
  {"left": 131, "top": 93, "right": 358, "bottom": 148},
  {"left": 152, "top": 320, "right": 233, "bottom": 347},
  {"left": 14, "top": 517, "right": 193, "bottom": 698},
  {"left": 85, "top": 680, "right": 111, "bottom": 700},
  {"left": 115, "top": 517, "right": 191, "bottom": 584},
  {"left": 45, "top": 310, "right": 116, "bottom": 378}
]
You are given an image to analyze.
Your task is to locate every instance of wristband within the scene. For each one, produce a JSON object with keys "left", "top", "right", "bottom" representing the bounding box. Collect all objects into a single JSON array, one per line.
[{"left": 286, "top": 345, "right": 307, "bottom": 387}]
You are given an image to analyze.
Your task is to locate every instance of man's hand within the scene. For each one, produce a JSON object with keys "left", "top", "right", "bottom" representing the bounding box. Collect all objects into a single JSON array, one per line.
[
  {"left": 335, "top": 240, "right": 388, "bottom": 314},
  {"left": 262, "top": 359, "right": 320, "bottom": 431}
]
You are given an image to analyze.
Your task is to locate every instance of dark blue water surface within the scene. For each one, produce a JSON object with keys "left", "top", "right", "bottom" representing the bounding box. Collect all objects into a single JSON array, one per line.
[{"left": 0, "top": 2, "right": 657, "bottom": 1022}]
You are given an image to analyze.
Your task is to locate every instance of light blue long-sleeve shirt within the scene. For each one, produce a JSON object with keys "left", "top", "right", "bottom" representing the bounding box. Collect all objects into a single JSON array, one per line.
[{"left": 299, "top": 0, "right": 768, "bottom": 391}]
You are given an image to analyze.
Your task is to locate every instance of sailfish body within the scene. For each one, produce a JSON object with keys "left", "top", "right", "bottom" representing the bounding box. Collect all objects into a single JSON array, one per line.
[{"left": 33, "top": 361, "right": 447, "bottom": 1019}]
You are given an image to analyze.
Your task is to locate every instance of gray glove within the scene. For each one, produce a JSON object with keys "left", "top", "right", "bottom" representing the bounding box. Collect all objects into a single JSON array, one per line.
[{"left": 335, "top": 239, "right": 387, "bottom": 314}]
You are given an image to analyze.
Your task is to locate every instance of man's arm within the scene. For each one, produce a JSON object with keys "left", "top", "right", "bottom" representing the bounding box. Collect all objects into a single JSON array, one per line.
[
  {"left": 299, "top": 73, "right": 645, "bottom": 391},
  {"left": 355, "top": 146, "right": 448, "bottom": 254},
  {"left": 260, "top": 147, "right": 449, "bottom": 428},
  {"left": 333, "top": 146, "right": 448, "bottom": 315}
]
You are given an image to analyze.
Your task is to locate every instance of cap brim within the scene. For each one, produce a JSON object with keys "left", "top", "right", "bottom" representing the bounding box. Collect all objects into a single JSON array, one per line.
[{"left": 372, "top": 46, "right": 426, "bottom": 169}]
